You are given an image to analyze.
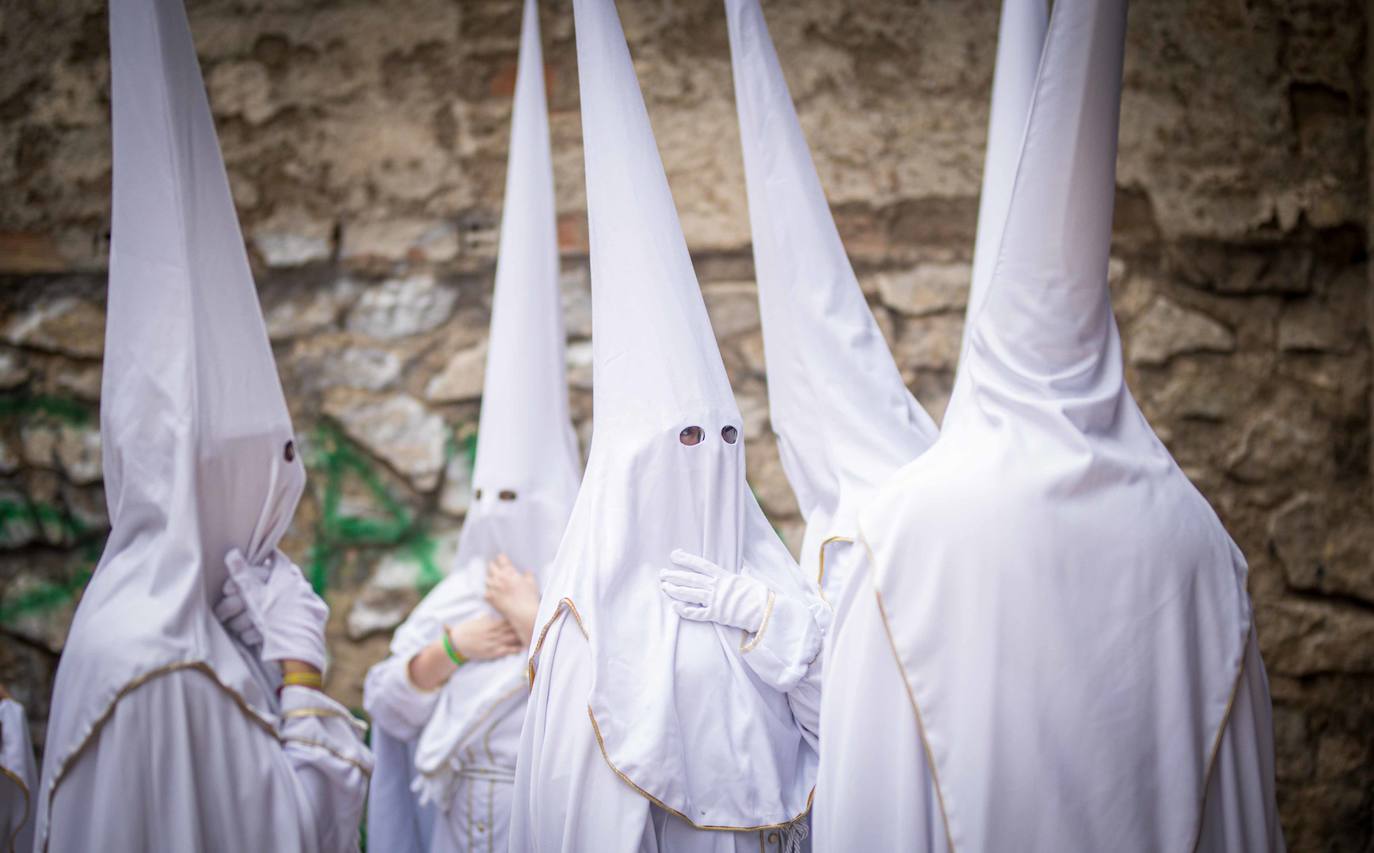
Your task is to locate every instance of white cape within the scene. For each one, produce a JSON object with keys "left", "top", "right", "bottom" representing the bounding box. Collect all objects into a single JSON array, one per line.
[
  {"left": 365, "top": 0, "right": 580, "bottom": 848},
  {"left": 817, "top": 0, "right": 1283, "bottom": 850},
  {"left": 724, "top": 0, "right": 936, "bottom": 601},
  {"left": 38, "top": 0, "right": 369, "bottom": 849},
  {"left": 519, "top": 0, "right": 820, "bottom": 835},
  {"left": 0, "top": 699, "right": 35, "bottom": 853}
]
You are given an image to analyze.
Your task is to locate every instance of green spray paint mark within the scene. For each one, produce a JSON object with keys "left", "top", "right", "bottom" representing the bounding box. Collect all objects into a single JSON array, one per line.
[
  {"left": 0, "top": 394, "right": 107, "bottom": 625},
  {"left": 0, "top": 392, "right": 475, "bottom": 626},
  {"left": 0, "top": 495, "right": 105, "bottom": 624},
  {"left": 304, "top": 421, "right": 450, "bottom": 596},
  {"left": 0, "top": 393, "right": 94, "bottom": 426}
]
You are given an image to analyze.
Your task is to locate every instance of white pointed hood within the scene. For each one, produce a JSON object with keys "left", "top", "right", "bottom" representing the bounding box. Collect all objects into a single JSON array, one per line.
[
  {"left": 39, "top": 0, "right": 304, "bottom": 843},
  {"left": 383, "top": 0, "right": 580, "bottom": 798},
  {"left": 527, "top": 0, "right": 817, "bottom": 829},
  {"left": 858, "top": 0, "right": 1255, "bottom": 849},
  {"left": 725, "top": 0, "right": 937, "bottom": 593},
  {"left": 959, "top": 0, "right": 1048, "bottom": 361}
]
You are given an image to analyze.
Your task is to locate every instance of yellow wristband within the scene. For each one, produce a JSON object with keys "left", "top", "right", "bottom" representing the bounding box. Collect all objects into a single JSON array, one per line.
[{"left": 282, "top": 671, "right": 323, "bottom": 689}]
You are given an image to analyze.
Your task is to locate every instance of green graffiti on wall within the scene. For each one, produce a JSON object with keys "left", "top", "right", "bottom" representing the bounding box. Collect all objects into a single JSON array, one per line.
[
  {"left": 0, "top": 392, "right": 477, "bottom": 627},
  {"left": 303, "top": 421, "right": 471, "bottom": 596},
  {"left": 0, "top": 393, "right": 103, "bottom": 624}
]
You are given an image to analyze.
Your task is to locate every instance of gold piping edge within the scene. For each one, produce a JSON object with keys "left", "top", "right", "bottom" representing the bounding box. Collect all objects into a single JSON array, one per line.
[
  {"left": 280, "top": 737, "right": 373, "bottom": 778},
  {"left": 534, "top": 597, "right": 814, "bottom": 832},
  {"left": 40, "top": 660, "right": 280, "bottom": 852},
  {"left": 487, "top": 777, "right": 495, "bottom": 853},
  {"left": 740, "top": 591, "right": 776, "bottom": 653},
  {"left": 0, "top": 764, "right": 30, "bottom": 853},
  {"left": 873, "top": 589, "right": 957, "bottom": 853},
  {"left": 816, "top": 535, "right": 855, "bottom": 601},
  {"left": 1188, "top": 621, "right": 1254, "bottom": 853},
  {"left": 587, "top": 707, "right": 813, "bottom": 833},
  {"left": 466, "top": 758, "right": 475, "bottom": 851},
  {"left": 281, "top": 707, "right": 354, "bottom": 723},
  {"left": 527, "top": 598, "right": 586, "bottom": 686},
  {"left": 860, "top": 523, "right": 957, "bottom": 853}
]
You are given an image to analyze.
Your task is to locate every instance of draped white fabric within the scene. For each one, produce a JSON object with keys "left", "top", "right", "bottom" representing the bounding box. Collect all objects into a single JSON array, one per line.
[
  {"left": 364, "top": 0, "right": 579, "bottom": 848},
  {"left": 0, "top": 700, "right": 35, "bottom": 853},
  {"left": 724, "top": 0, "right": 937, "bottom": 600},
  {"left": 814, "top": 554, "right": 1284, "bottom": 853},
  {"left": 37, "top": 0, "right": 368, "bottom": 848},
  {"left": 46, "top": 674, "right": 372, "bottom": 853},
  {"left": 958, "top": 0, "right": 1048, "bottom": 364},
  {"left": 513, "top": 0, "right": 822, "bottom": 838},
  {"left": 819, "top": 0, "right": 1282, "bottom": 850}
]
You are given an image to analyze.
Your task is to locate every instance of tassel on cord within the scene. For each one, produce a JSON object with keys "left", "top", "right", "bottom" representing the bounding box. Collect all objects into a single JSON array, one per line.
[{"left": 782, "top": 816, "right": 810, "bottom": 853}]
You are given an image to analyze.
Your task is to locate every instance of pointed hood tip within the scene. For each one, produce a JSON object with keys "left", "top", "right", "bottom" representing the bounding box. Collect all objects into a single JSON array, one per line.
[
  {"left": 964, "top": 0, "right": 1128, "bottom": 404},
  {"left": 575, "top": 0, "right": 739, "bottom": 433},
  {"left": 727, "top": 0, "right": 934, "bottom": 532},
  {"left": 472, "top": 0, "right": 579, "bottom": 498}
]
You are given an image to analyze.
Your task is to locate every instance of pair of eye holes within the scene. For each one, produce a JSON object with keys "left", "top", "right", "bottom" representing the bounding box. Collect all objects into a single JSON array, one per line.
[
  {"left": 679, "top": 425, "right": 739, "bottom": 446},
  {"left": 474, "top": 489, "right": 518, "bottom": 501}
]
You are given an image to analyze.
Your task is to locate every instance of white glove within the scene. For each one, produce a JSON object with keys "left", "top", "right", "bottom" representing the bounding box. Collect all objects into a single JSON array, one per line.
[
  {"left": 215, "top": 561, "right": 268, "bottom": 649},
  {"left": 222, "top": 548, "right": 329, "bottom": 672},
  {"left": 659, "top": 549, "right": 770, "bottom": 634}
]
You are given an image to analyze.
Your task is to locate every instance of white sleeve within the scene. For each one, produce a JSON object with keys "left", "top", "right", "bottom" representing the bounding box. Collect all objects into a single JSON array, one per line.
[
  {"left": 738, "top": 587, "right": 828, "bottom": 744},
  {"left": 0, "top": 699, "right": 36, "bottom": 853},
  {"left": 278, "top": 686, "right": 374, "bottom": 853},
  {"left": 363, "top": 653, "right": 442, "bottom": 741}
]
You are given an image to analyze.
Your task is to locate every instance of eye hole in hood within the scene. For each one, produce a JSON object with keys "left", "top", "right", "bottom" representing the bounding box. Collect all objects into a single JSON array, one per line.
[
  {"left": 679, "top": 426, "right": 705, "bottom": 446},
  {"left": 720, "top": 425, "right": 738, "bottom": 445}
]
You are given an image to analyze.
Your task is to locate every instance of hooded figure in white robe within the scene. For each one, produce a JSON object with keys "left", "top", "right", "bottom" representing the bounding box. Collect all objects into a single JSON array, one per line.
[
  {"left": 0, "top": 695, "right": 35, "bottom": 853},
  {"left": 813, "top": 0, "right": 1285, "bottom": 850},
  {"left": 510, "top": 0, "right": 826, "bottom": 850},
  {"left": 724, "top": 0, "right": 938, "bottom": 606},
  {"left": 363, "top": 1, "right": 581, "bottom": 848},
  {"left": 36, "top": 1, "right": 372, "bottom": 850}
]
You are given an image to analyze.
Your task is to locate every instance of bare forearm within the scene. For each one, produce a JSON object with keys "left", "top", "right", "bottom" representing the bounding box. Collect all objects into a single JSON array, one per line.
[{"left": 406, "top": 639, "right": 459, "bottom": 691}]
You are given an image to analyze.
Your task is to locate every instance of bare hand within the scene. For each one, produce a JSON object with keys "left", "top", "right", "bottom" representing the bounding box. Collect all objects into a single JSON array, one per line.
[
  {"left": 484, "top": 554, "right": 540, "bottom": 642},
  {"left": 449, "top": 615, "right": 522, "bottom": 662}
]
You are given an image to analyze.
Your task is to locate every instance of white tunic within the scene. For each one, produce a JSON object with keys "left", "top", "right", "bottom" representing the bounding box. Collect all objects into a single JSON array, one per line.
[
  {"left": 366, "top": 655, "right": 523, "bottom": 853},
  {"left": 511, "top": 599, "right": 822, "bottom": 853},
  {"left": 0, "top": 699, "right": 35, "bottom": 853},
  {"left": 815, "top": 1, "right": 1283, "bottom": 848},
  {"left": 45, "top": 675, "right": 369, "bottom": 852},
  {"left": 814, "top": 556, "right": 1284, "bottom": 853}
]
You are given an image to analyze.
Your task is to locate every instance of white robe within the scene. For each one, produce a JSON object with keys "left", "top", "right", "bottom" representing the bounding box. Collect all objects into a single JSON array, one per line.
[
  {"left": 0, "top": 700, "right": 35, "bottom": 853},
  {"left": 366, "top": 654, "right": 524, "bottom": 853},
  {"left": 813, "top": 555, "right": 1285, "bottom": 853},
  {"left": 511, "top": 600, "right": 823, "bottom": 853},
  {"left": 44, "top": 674, "right": 369, "bottom": 853}
]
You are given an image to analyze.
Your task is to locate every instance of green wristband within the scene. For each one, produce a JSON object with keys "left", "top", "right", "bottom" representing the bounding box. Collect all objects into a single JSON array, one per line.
[{"left": 442, "top": 629, "right": 466, "bottom": 668}]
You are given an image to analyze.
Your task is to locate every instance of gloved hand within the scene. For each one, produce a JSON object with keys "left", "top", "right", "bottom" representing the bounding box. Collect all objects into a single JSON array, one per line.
[
  {"left": 221, "top": 548, "right": 329, "bottom": 672},
  {"left": 658, "top": 549, "right": 771, "bottom": 634},
  {"left": 215, "top": 560, "right": 269, "bottom": 649}
]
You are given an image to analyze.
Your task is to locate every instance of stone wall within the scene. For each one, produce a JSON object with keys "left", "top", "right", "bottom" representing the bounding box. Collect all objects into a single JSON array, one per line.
[{"left": 0, "top": 0, "right": 1370, "bottom": 848}]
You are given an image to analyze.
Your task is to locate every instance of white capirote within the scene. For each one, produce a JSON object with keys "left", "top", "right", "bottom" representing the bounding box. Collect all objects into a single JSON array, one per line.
[
  {"left": 510, "top": 0, "right": 827, "bottom": 849},
  {"left": 37, "top": 1, "right": 371, "bottom": 850},
  {"left": 363, "top": 0, "right": 581, "bottom": 850},
  {"left": 815, "top": 0, "right": 1284, "bottom": 851}
]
